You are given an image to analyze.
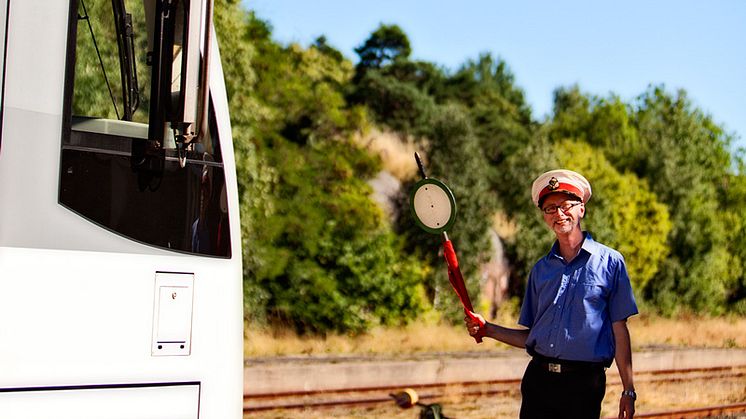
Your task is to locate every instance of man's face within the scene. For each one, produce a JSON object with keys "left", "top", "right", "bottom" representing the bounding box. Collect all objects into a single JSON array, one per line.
[{"left": 540, "top": 193, "right": 585, "bottom": 236}]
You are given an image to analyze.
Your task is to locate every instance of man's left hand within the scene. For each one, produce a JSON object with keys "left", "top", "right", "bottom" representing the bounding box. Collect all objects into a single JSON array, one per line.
[{"left": 618, "top": 394, "right": 635, "bottom": 418}]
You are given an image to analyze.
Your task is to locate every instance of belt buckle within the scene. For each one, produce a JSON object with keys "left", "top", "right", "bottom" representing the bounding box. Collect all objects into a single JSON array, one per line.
[{"left": 548, "top": 362, "right": 562, "bottom": 373}]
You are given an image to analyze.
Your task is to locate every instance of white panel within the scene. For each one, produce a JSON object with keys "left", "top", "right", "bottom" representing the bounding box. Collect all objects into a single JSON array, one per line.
[
  {"left": 0, "top": 384, "right": 199, "bottom": 419},
  {"left": 158, "top": 286, "right": 192, "bottom": 341},
  {"left": 4, "top": 0, "right": 68, "bottom": 115},
  {"left": 152, "top": 272, "right": 194, "bottom": 356}
]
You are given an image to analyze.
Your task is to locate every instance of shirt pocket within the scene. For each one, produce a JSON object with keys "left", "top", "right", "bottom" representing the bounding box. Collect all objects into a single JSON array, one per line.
[{"left": 581, "top": 272, "right": 608, "bottom": 305}]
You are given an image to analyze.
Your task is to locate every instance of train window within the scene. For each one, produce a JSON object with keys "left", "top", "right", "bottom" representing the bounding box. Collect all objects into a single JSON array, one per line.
[{"left": 59, "top": 0, "right": 230, "bottom": 257}]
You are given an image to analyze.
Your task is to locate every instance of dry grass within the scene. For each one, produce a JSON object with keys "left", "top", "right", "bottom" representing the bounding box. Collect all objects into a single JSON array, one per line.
[
  {"left": 353, "top": 128, "right": 421, "bottom": 181},
  {"left": 245, "top": 313, "right": 746, "bottom": 358},
  {"left": 491, "top": 211, "right": 518, "bottom": 241},
  {"left": 631, "top": 313, "right": 746, "bottom": 349},
  {"left": 245, "top": 321, "right": 489, "bottom": 358}
]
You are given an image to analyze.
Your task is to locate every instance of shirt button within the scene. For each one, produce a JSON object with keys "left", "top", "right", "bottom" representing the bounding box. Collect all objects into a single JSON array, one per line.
[{"left": 550, "top": 344, "right": 554, "bottom": 348}]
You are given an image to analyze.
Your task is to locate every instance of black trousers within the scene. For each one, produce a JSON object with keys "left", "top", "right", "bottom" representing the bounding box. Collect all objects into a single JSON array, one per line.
[{"left": 520, "top": 359, "right": 607, "bottom": 419}]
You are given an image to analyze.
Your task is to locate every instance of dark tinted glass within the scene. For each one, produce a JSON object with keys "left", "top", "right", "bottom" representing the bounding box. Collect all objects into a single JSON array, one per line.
[{"left": 60, "top": 117, "right": 231, "bottom": 257}]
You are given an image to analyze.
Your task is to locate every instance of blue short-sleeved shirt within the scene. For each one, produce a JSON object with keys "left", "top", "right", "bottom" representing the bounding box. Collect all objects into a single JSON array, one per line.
[{"left": 518, "top": 232, "right": 638, "bottom": 363}]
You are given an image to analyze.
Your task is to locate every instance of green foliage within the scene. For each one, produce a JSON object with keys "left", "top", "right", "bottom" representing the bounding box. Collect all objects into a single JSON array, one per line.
[
  {"left": 350, "top": 70, "right": 437, "bottom": 136},
  {"left": 247, "top": 26, "right": 361, "bottom": 144},
  {"left": 442, "top": 54, "right": 534, "bottom": 164},
  {"left": 215, "top": 3, "right": 265, "bottom": 133},
  {"left": 722, "top": 166, "right": 746, "bottom": 312},
  {"left": 312, "top": 36, "right": 346, "bottom": 63},
  {"left": 629, "top": 87, "right": 738, "bottom": 314},
  {"left": 382, "top": 60, "right": 449, "bottom": 98},
  {"left": 354, "top": 24, "right": 412, "bottom": 72},
  {"left": 547, "top": 85, "right": 593, "bottom": 144},
  {"left": 253, "top": 139, "right": 427, "bottom": 333}
]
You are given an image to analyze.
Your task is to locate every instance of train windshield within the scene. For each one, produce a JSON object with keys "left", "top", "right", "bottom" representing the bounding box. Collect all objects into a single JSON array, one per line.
[{"left": 59, "top": 0, "right": 230, "bottom": 257}]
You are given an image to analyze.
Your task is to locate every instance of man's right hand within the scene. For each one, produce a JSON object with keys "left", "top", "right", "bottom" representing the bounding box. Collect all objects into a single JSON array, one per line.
[{"left": 464, "top": 311, "right": 486, "bottom": 337}]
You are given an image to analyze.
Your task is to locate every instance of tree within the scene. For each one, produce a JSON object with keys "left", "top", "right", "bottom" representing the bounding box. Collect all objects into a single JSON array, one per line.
[
  {"left": 354, "top": 24, "right": 411, "bottom": 74},
  {"left": 382, "top": 60, "right": 449, "bottom": 99},
  {"left": 544, "top": 85, "right": 597, "bottom": 148},
  {"left": 721, "top": 161, "right": 746, "bottom": 313},
  {"left": 631, "top": 87, "right": 737, "bottom": 314},
  {"left": 445, "top": 53, "right": 534, "bottom": 165},
  {"left": 312, "top": 35, "right": 345, "bottom": 63},
  {"left": 351, "top": 69, "right": 436, "bottom": 136}
]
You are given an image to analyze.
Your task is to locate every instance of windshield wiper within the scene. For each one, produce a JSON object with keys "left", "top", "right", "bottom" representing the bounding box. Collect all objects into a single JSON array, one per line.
[{"left": 112, "top": 0, "right": 140, "bottom": 121}]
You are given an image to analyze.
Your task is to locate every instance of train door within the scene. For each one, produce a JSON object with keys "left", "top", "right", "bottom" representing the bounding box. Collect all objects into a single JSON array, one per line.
[{"left": 0, "top": 1, "right": 243, "bottom": 417}]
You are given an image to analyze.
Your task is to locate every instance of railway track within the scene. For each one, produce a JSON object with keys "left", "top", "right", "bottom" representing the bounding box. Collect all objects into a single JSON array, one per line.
[{"left": 244, "top": 364, "right": 746, "bottom": 416}]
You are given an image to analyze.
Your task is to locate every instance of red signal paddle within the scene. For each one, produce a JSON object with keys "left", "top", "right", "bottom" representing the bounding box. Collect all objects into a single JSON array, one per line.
[{"left": 442, "top": 232, "right": 485, "bottom": 343}]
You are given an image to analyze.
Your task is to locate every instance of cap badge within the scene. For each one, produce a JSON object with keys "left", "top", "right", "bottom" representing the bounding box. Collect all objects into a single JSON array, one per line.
[{"left": 548, "top": 177, "right": 559, "bottom": 191}]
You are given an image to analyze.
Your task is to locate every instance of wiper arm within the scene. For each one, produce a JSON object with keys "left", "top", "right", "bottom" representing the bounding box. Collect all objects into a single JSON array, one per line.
[
  {"left": 79, "top": 0, "right": 120, "bottom": 119},
  {"left": 112, "top": 0, "right": 140, "bottom": 121}
]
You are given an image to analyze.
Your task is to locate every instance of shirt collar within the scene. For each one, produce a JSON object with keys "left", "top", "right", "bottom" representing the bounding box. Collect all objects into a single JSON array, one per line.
[
  {"left": 549, "top": 231, "right": 597, "bottom": 260},
  {"left": 581, "top": 232, "right": 599, "bottom": 254}
]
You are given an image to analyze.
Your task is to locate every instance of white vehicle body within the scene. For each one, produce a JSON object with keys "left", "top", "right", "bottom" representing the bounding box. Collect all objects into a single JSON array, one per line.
[{"left": 0, "top": 0, "right": 243, "bottom": 417}]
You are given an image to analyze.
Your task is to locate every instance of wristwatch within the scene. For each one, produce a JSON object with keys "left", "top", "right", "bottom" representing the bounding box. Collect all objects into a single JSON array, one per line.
[{"left": 621, "top": 390, "right": 637, "bottom": 401}]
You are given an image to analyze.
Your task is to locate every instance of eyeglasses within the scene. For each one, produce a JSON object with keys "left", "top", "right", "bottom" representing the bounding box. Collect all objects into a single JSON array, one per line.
[{"left": 542, "top": 201, "right": 582, "bottom": 215}]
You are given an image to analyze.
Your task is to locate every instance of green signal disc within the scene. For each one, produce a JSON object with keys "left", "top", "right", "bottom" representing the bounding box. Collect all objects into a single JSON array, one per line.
[{"left": 409, "top": 177, "right": 457, "bottom": 234}]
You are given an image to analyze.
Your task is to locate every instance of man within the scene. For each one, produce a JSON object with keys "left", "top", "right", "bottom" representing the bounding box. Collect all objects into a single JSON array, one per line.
[{"left": 465, "top": 169, "right": 638, "bottom": 419}]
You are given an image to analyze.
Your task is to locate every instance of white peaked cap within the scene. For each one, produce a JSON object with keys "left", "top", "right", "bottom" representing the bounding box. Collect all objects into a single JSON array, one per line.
[{"left": 531, "top": 169, "right": 592, "bottom": 207}]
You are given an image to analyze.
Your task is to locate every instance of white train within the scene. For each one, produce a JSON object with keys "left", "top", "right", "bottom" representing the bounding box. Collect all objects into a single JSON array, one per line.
[{"left": 0, "top": 0, "right": 243, "bottom": 417}]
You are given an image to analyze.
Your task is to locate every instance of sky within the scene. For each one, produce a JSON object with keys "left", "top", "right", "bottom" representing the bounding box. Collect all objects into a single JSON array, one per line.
[{"left": 245, "top": 0, "right": 746, "bottom": 151}]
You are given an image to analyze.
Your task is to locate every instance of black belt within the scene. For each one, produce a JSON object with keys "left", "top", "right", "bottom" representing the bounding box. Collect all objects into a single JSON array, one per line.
[{"left": 531, "top": 356, "right": 606, "bottom": 373}]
